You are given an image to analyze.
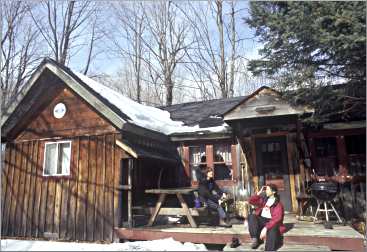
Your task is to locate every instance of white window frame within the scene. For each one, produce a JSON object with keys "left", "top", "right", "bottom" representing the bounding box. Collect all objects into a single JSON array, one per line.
[{"left": 43, "top": 140, "right": 72, "bottom": 176}]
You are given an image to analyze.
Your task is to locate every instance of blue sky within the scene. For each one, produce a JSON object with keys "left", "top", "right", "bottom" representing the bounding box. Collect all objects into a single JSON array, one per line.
[{"left": 68, "top": 0, "right": 262, "bottom": 77}]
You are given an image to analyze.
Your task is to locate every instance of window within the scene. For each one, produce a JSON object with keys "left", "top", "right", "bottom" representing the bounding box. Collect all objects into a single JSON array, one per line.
[
  {"left": 314, "top": 137, "right": 338, "bottom": 176},
  {"left": 189, "top": 145, "right": 206, "bottom": 181},
  {"left": 345, "top": 134, "right": 366, "bottom": 176},
  {"left": 43, "top": 141, "right": 71, "bottom": 176},
  {"left": 345, "top": 134, "right": 366, "bottom": 155},
  {"left": 315, "top": 137, "right": 337, "bottom": 157},
  {"left": 260, "top": 142, "right": 282, "bottom": 178},
  {"left": 213, "top": 144, "right": 232, "bottom": 180}
]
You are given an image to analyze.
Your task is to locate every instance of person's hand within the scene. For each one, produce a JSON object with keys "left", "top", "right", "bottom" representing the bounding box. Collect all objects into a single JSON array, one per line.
[
  {"left": 218, "top": 198, "right": 223, "bottom": 205},
  {"left": 260, "top": 227, "right": 267, "bottom": 240},
  {"left": 257, "top": 186, "right": 266, "bottom": 196}
]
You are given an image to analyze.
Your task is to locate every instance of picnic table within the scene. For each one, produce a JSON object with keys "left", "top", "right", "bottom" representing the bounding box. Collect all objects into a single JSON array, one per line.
[{"left": 145, "top": 187, "right": 199, "bottom": 228}]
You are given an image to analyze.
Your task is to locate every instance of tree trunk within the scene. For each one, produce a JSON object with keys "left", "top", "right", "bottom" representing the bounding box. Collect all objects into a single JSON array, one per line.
[
  {"left": 216, "top": 0, "right": 227, "bottom": 98},
  {"left": 229, "top": 1, "right": 236, "bottom": 98},
  {"left": 60, "top": 1, "right": 75, "bottom": 65}
]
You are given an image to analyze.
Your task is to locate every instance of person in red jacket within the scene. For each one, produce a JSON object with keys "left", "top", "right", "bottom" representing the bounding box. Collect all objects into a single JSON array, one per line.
[{"left": 248, "top": 184, "right": 286, "bottom": 251}]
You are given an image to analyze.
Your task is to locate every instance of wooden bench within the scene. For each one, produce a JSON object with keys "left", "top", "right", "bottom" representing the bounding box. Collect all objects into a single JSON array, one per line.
[
  {"left": 147, "top": 206, "right": 208, "bottom": 216},
  {"left": 145, "top": 188, "right": 200, "bottom": 227}
]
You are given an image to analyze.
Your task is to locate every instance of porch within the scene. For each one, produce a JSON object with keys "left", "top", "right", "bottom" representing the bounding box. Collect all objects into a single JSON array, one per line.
[{"left": 114, "top": 214, "right": 365, "bottom": 251}]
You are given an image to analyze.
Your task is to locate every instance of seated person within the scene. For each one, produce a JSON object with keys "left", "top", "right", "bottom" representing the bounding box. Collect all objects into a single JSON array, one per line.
[
  {"left": 198, "top": 167, "right": 231, "bottom": 227},
  {"left": 248, "top": 184, "right": 286, "bottom": 251}
]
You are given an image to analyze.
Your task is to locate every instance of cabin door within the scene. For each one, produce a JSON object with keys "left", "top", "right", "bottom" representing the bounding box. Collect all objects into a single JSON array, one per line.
[{"left": 255, "top": 136, "right": 292, "bottom": 212}]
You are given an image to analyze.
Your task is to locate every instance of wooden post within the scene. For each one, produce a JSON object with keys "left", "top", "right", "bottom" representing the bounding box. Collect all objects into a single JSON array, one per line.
[
  {"left": 206, "top": 145, "right": 214, "bottom": 169},
  {"left": 250, "top": 136, "right": 259, "bottom": 192},
  {"left": 336, "top": 136, "right": 348, "bottom": 175},
  {"left": 127, "top": 158, "right": 134, "bottom": 228},
  {"left": 231, "top": 145, "right": 238, "bottom": 182},
  {"left": 286, "top": 134, "right": 298, "bottom": 212},
  {"left": 182, "top": 146, "right": 190, "bottom": 178},
  {"left": 308, "top": 138, "right": 316, "bottom": 172}
]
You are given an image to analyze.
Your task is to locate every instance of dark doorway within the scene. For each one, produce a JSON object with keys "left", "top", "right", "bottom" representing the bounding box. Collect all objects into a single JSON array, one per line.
[{"left": 255, "top": 136, "right": 292, "bottom": 211}]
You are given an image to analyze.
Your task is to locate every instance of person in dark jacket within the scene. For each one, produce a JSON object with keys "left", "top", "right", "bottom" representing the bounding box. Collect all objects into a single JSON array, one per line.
[
  {"left": 198, "top": 167, "right": 231, "bottom": 227},
  {"left": 248, "top": 184, "right": 286, "bottom": 251}
]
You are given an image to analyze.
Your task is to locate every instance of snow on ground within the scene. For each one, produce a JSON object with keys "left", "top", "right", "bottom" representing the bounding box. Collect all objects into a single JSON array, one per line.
[
  {"left": 75, "top": 72, "right": 230, "bottom": 135},
  {"left": 1, "top": 238, "right": 207, "bottom": 251}
]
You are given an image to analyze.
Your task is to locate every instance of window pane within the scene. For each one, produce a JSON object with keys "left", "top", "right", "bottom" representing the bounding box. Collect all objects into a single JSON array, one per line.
[
  {"left": 214, "top": 164, "right": 232, "bottom": 180},
  {"left": 189, "top": 146, "right": 205, "bottom": 165},
  {"left": 214, "top": 144, "right": 231, "bottom": 163},
  {"left": 345, "top": 134, "right": 366, "bottom": 155},
  {"left": 214, "top": 144, "right": 232, "bottom": 180},
  {"left": 189, "top": 145, "right": 205, "bottom": 181},
  {"left": 44, "top": 143, "right": 57, "bottom": 175},
  {"left": 314, "top": 137, "right": 338, "bottom": 176},
  {"left": 59, "top": 142, "right": 71, "bottom": 174},
  {"left": 315, "top": 137, "right": 337, "bottom": 157}
]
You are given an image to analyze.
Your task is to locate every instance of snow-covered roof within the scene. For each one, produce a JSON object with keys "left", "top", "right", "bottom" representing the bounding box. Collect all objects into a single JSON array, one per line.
[
  {"left": 1, "top": 58, "right": 231, "bottom": 138},
  {"left": 74, "top": 72, "right": 231, "bottom": 135}
]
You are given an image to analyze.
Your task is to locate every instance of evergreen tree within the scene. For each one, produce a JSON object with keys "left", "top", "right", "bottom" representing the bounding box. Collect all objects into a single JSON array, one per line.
[{"left": 246, "top": 1, "right": 366, "bottom": 88}]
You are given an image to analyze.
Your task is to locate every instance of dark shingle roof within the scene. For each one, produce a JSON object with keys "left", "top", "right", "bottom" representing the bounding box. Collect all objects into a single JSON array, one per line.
[{"left": 161, "top": 96, "right": 246, "bottom": 128}]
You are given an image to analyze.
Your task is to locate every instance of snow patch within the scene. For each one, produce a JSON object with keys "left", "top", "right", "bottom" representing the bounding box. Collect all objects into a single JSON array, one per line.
[
  {"left": 1, "top": 238, "right": 207, "bottom": 251},
  {"left": 74, "top": 72, "right": 229, "bottom": 135}
]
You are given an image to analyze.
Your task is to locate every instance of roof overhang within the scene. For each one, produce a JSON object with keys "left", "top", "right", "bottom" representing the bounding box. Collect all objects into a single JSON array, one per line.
[
  {"left": 1, "top": 59, "right": 128, "bottom": 139},
  {"left": 169, "top": 132, "right": 232, "bottom": 142},
  {"left": 115, "top": 139, "right": 178, "bottom": 163},
  {"left": 323, "top": 120, "right": 366, "bottom": 130},
  {"left": 223, "top": 86, "right": 314, "bottom": 122}
]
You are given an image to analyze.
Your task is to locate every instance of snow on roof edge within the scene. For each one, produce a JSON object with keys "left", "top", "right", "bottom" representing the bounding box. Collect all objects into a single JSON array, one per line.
[{"left": 73, "top": 72, "right": 230, "bottom": 135}]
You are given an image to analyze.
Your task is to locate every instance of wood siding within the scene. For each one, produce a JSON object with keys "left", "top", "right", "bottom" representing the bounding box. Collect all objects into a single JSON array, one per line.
[
  {"left": 1, "top": 134, "right": 126, "bottom": 242},
  {"left": 16, "top": 87, "right": 117, "bottom": 141},
  {"left": 2, "top": 83, "right": 128, "bottom": 242}
]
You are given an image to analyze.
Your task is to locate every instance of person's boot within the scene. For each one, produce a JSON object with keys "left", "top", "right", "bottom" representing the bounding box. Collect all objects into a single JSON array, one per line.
[
  {"left": 219, "top": 218, "right": 232, "bottom": 228},
  {"left": 230, "top": 237, "right": 240, "bottom": 248},
  {"left": 250, "top": 238, "right": 260, "bottom": 249}
]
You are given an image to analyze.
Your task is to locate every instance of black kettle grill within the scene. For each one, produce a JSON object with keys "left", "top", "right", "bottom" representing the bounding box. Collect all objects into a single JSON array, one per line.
[
  {"left": 310, "top": 182, "right": 338, "bottom": 202},
  {"left": 310, "top": 181, "right": 343, "bottom": 224}
]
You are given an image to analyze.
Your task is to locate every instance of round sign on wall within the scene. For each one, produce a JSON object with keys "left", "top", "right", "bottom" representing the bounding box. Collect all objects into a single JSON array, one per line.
[{"left": 53, "top": 103, "right": 67, "bottom": 119}]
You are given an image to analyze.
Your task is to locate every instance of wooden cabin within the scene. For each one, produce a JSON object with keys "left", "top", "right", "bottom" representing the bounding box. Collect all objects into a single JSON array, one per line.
[
  {"left": 1, "top": 59, "right": 184, "bottom": 242},
  {"left": 164, "top": 87, "right": 314, "bottom": 212},
  {"left": 1, "top": 58, "right": 365, "bottom": 243},
  {"left": 165, "top": 85, "right": 365, "bottom": 215}
]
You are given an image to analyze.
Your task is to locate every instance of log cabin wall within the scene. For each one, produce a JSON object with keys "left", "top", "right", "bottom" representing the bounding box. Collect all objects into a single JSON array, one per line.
[{"left": 1, "top": 86, "right": 128, "bottom": 242}]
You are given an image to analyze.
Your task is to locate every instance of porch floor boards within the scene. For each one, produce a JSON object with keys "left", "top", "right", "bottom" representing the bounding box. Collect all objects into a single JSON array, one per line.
[{"left": 114, "top": 215, "right": 365, "bottom": 251}]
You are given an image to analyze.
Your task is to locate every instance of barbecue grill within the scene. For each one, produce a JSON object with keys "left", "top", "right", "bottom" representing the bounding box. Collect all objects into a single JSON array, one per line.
[
  {"left": 310, "top": 182, "right": 338, "bottom": 201},
  {"left": 310, "top": 182, "right": 343, "bottom": 224}
]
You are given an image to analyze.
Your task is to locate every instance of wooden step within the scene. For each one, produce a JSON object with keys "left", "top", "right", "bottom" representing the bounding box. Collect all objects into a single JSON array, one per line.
[{"left": 223, "top": 242, "right": 331, "bottom": 251}]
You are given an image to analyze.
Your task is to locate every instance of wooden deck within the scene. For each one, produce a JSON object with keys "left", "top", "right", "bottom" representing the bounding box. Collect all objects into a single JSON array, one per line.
[{"left": 114, "top": 215, "right": 365, "bottom": 251}]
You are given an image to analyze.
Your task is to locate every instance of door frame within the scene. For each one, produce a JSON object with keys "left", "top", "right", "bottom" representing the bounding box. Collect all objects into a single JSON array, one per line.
[{"left": 255, "top": 136, "right": 292, "bottom": 211}]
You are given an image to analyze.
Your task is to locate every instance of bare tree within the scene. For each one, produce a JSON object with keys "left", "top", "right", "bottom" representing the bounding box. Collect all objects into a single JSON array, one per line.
[
  {"left": 107, "top": 2, "right": 146, "bottom": 103},
  {"left": 83, "top": 7, "right": 102, "bottom": 75},
  {"left": 1, "top": 1, "right": 42, "bottom": 112},
  {"left": 27, "top": 0, "right": 98, "bottom": 69},
  {"left": 228, "top": 1, "right": 236, "bottom": 97},
  {"left": 106, "top": 1, "right": 190, "bottom": 106},
  {"left": 143, "top": 1, "right": 190, "bottom": 106},
  {"left": 178, "top": 0, "right": 252, "bottom": 99}
]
